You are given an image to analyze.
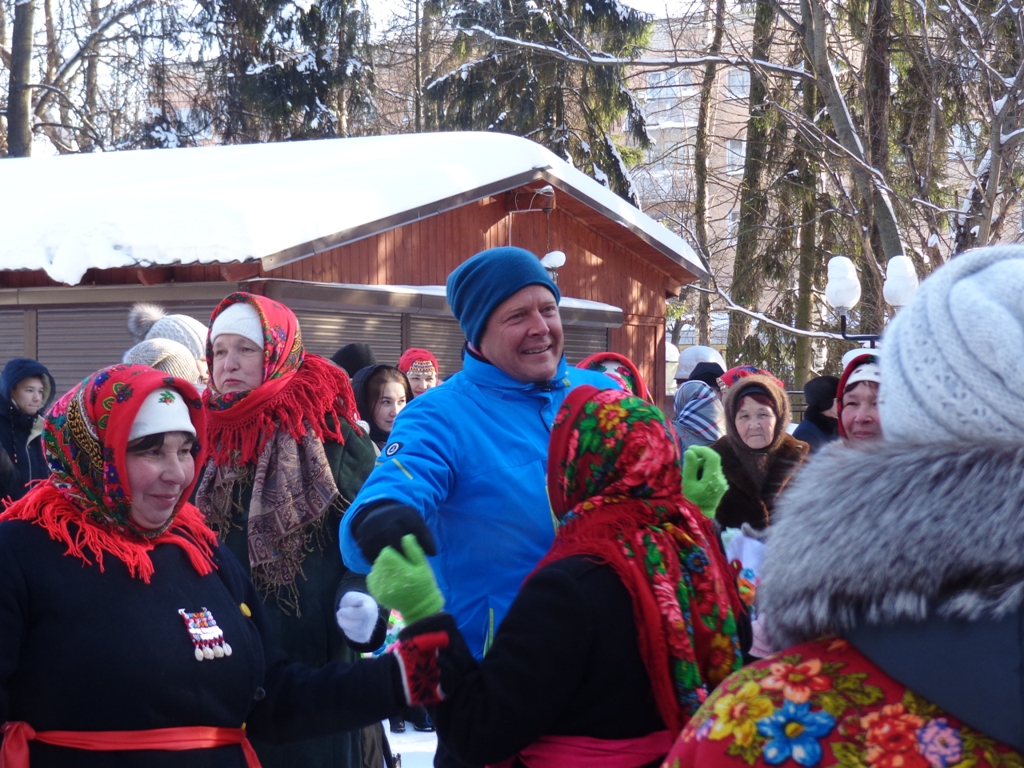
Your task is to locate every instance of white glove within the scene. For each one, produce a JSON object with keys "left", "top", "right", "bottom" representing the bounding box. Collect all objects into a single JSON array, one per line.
[{"left": 336, "top": 590, "right": 379, "bottom": 644}]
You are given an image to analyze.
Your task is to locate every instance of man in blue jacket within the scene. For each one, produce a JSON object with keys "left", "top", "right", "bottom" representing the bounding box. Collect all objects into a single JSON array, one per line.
[{"left": 340, "top": 247, "right": 616, "bottom": 666}]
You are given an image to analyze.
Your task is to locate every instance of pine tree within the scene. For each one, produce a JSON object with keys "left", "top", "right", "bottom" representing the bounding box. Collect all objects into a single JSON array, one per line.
[
  {"left": 426, "top": 0, "right": 652, "bottom": 202},
  {"left": 194, "top": 0, "right": 375, "bottom": 143}
]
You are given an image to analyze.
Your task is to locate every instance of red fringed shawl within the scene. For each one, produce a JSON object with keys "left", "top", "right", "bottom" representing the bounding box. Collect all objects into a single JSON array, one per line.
[
  {"left": 0, "top": 365, "right": 217, "bottom": 582},
  {"left": 537, "top": 386, "right": 743, "bottom": 733},
  {"left": 204, "top": 293, "right": 359, "bottom": 465}
]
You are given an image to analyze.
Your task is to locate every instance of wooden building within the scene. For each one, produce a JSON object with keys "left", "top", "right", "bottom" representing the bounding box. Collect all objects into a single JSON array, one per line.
[{"left": 0, "top": 133, "right": 705, "bottom": 400}]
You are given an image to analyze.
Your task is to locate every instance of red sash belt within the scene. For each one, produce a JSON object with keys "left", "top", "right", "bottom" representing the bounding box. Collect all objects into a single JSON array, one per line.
[
  {"left": 488, "top": 729, "right": 675, "bottom": 768},
  {"left": 1, "top": 721, "right": 261, "bottom": 768}
]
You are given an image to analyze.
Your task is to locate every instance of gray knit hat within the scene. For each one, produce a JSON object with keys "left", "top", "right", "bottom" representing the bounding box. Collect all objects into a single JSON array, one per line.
[
  {"left": 128, "top": 304, "right": 208, "bottom": 361},
  {"left": 881, "top": 245, "right": 1024, "bottom": 442},
  {"left": 122, "top": 338, "right": 202, "bottom": 385}
]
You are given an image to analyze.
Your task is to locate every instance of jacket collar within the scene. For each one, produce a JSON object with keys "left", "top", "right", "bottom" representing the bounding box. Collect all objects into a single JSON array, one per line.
[{"left": 462, "top": 346, "right": 571, "bottom": 394}]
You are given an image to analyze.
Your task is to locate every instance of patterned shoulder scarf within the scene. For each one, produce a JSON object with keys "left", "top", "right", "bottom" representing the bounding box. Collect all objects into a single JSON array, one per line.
[
  {"left": 537, "top": 386, "right": 743, "bottom": 732},
  {"left": 0, "top": 364, "right": 216, "bottom": 582},
  {"left": 199, "top": 292, "right": 361, "bottom": 605}
]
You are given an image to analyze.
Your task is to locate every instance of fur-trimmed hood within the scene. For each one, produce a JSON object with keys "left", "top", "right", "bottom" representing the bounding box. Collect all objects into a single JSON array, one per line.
[{"left": 761, "top": 439, "right": 1024, "bottom": 648}]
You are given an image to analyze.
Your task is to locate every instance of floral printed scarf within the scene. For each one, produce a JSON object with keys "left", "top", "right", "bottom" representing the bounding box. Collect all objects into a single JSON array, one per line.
[
  {"left": 576, "top": 352, "right": 653, "bottom": 402},
  {"left": 537, "top": 386, "right": 743, "bottom": 732},
  {"left": 0, "top": 364, "right": 216, "bottom": 582},
  {"left": 199, "top": 292, "right": 361, "bottom": 602}
]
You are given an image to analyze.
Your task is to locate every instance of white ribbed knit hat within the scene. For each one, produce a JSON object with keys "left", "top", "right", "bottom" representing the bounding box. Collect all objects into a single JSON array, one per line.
[
  {"left": 209, "top": 302, "right": 263, "bottom": 348},
  {"left": 881, "top": 245, "right": 1024, "bottom": 442}
]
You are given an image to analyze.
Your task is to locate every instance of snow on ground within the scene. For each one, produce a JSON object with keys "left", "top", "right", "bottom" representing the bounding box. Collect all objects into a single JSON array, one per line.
[{"left": 384, "top": 721, "right": 437, "bottom": 768}]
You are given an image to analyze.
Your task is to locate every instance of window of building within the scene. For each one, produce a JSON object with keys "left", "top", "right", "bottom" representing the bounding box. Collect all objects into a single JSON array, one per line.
[
  {"left": 726, "top": 139, "right": 745, "bottom": 173},
  {"left": 727, "top": 69, "right": 750, "bottom": 99}
]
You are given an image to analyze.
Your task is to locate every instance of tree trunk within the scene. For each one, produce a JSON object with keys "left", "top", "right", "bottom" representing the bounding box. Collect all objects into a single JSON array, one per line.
[
  {"left": 7, "top": 0, "right": 35, "bottom": 157},
  {"left": 693, "top": 0, "right": 725, "bottom": 348},
  {"left": 793, "top": 58, "right": 818, "bottom": 387},
  {"left": 802, "top": 0, "right": 903, "bottom": 266},
  {"left": 726, "top": 0, "right": 774, "bottom": 363}
]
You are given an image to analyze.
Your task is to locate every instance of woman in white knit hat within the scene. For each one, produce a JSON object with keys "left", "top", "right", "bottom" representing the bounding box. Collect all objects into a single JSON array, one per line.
[
  {"left": 197, "top": 292, "right": 383, "bottom": 768},
  {"left": 663, "top": 244, "right": 1024, "bottom": 768},
  {"left": 836, "top": 349, "right": 882, "bottom": 446}
]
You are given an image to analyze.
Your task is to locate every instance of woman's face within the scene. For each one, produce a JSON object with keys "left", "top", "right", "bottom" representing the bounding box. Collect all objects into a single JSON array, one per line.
[
  {"left": 211, "top": 333, "right": 264, "bottom": 393},
  {"left": 406, "top": 369, "right": 438, "bottom": 396},
  {"left": 126, "top": 432, "right": 196, "bottom": 530},
  {"left": 12, "top": 377, "right": 45, "bottom": 415},
  {"left": 373, "top": 381, "right": 407, "bottom": 433},
  {"left": 735, "top": 396, "right": 777, "bottom": 450},
  {"left": 841, "top": 382, "right": 881, "bottom": 444}
]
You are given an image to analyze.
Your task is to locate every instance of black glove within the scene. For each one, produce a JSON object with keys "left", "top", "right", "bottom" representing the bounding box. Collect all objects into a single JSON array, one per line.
[{"left": 351, "top": 500, "right": 438, "bottom": 565}]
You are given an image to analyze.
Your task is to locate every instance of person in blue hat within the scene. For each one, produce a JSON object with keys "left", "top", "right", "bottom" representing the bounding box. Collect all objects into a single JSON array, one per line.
[{"left": 338, "top": 247, "right": 616, "bottom": 669}]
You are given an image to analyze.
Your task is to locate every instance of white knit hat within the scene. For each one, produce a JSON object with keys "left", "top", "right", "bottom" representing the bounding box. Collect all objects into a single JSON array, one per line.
[
  {"left": 210, "top": 302, "right": 263, "bottom": 348},
  {"left": 122, "top": 339, "right": 201, "bottom": 384},
  {"left": 128, "top": 304, "right": 208, "bottom": 361},
  {"left": 881, "top": 245, "right": 1024, "bottom": 442},
  {"left": 128, "top": 388, "right": 196, "bottom": 441}
]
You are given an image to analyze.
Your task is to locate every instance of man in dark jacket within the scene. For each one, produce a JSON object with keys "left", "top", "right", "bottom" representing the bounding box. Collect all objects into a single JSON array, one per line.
[
  {"left": 0, "top": 358, "right": 56, "bottom": 501},
  {"left": 792, "top": 375, "right": 840, "bottom": 452}
]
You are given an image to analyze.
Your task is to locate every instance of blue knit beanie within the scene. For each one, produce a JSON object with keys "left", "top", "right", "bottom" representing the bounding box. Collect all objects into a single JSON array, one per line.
[{"left": 446, "top": 247, "right": 561, "bottom": 347}]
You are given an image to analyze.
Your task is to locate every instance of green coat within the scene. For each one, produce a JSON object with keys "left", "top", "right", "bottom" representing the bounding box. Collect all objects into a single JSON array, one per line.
[{"left": 217, "top": 420, "right": 379, "bottom": 768}]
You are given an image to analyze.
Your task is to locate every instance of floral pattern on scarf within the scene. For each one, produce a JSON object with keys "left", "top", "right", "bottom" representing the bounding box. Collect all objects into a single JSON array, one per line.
[
  {"left": 576, "top": 352, "right": 652, "bottom": 402},
  {"left": 538, "top": 386, "right": 743, "bottom": 732},
  {"left": 662, "top": 637, "right": 1023, "bottom": 768},
  {"left": 0, "top": 364, "right": 216, "bottom": 582}
]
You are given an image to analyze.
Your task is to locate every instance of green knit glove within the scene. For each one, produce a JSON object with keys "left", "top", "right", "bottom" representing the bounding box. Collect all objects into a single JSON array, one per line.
[
  {"left": 682, "top": 446, "right": 728, "bottom": 519},
  {"left": 367, "top": 534, "right": 445, "bottom": 624}
]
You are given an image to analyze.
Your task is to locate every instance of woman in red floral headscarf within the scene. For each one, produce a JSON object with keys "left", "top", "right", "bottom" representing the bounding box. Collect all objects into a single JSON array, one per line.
[
  {"left": 367, "top": 385, "right": 744, "bottom": 768},
  {"left": 0, "top": 364, "right": 407, "bottom": 767},
  {"left": 197, "top": 292, "right": 383, "bottom": 768}
]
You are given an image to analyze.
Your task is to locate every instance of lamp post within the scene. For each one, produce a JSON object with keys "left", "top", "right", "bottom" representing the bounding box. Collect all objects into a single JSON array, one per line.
[{"left": 824, "top": 255, "right": 919, "bottom": 346}]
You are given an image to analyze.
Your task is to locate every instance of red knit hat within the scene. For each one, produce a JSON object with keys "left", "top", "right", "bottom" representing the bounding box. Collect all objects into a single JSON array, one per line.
[{"left": 397, "top": 348, "right": 440, "bottom": 377}]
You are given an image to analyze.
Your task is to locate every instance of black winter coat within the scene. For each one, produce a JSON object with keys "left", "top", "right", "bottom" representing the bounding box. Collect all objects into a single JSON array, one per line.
[
  {"left": 429, "top": 555, "right": 667, "bottom": 768},
  {"left": 711, "top": 434, "right": 808, "bottom": 530},
  {"left": 0, "top": 517, "right": 405, "bottom": 768},
  {"left": 0, "top": 358, "right": 56, "bottom": 501}
]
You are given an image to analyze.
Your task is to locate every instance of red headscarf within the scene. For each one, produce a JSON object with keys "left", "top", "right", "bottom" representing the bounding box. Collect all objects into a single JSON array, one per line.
[
  {"left": 204, "top": 292, "right": 359, "bottom": 465},
  {"left": 537, "top": 386, "right": 742, "bottom": 732},
  {"left": 575, "top": 352, "right": 653, "bottom": 403},
  {"left": 201, "top": 292, "right": 362, "bottom": 601},
  {"left": 0, "top": 365, "right": 216, "bottom": 582}
]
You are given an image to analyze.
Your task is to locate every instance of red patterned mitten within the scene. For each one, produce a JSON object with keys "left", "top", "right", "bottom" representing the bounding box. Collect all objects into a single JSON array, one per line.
[{"left": 392, "top": 629, "right": 449, "bottom": 706}]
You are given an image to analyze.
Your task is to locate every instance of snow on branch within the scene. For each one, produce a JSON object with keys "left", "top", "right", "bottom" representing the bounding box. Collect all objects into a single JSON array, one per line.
[{"left": 461, "top": 25, "right": 807, "bottom": 79}]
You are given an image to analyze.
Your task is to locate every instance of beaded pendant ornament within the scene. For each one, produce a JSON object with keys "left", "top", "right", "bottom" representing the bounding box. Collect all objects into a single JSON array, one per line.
[{"left": 179, "top": 608, "right": 233, "bottom": 661}]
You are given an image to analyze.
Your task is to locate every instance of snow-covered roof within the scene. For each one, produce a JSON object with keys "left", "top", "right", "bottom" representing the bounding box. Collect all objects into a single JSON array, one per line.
[{"left": 0, "top": 132, "right": 705, "bottom": 287}]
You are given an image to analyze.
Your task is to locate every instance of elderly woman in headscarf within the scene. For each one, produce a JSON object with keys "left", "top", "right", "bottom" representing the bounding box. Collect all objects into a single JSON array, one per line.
[
  {"left": 661, "top": 246, "right": 1024, "bottom": 768},
  {"left": 837, "top": 351, "right": 882, "bottom": 446},
  {"left": 710, "top": 374, "right": 808, "bottom": 531},
  {"left": 367, "top": 386, "right": 743, "bottom": 768},
  {"left": 0, "top": 364, "right": 408, "bottom": 767},
  {"left": 197, "top": 292, "right": 381, "bottom": 768}
]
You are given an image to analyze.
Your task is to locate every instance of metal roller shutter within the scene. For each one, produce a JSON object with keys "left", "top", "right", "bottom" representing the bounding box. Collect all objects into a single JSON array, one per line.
[
  {"left": 0, "top": 312, "right": 25, "bottom": 366},
  {"left": 294, "top": 310, "right": 403, "bottom": 368},
  {"left": 37, "top": 308, "right": 139, "bottom": 396},
  {"left": 562, "top": 326, "right": 610, "bottom": 365}
]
